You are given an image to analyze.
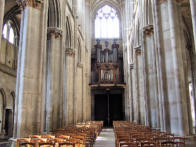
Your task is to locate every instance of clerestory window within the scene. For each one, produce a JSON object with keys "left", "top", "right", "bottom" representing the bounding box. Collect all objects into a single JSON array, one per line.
[{"left": 95, "top": 5, "right": 120, "bottom": 39}]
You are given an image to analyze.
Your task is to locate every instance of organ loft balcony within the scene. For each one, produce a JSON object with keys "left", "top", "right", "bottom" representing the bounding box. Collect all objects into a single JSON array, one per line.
[{"left": 90, "top": 39, "right": 125, "bottom": 89}]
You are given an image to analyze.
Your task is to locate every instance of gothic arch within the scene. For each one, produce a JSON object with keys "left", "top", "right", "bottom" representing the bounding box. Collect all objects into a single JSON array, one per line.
[
  {"left": 181, "top": 14, "right": 196, "bottom": 134},
  {"left": 3, "top": 5, "right": 21, "bottom": 39},
  {"left": 91, "top": 1, "right": 121, "bottom": 19},
  {"left": 133, "top": 17, "right": 141, "bottom": 47},
  {"left": 65, "top": 17, "right": 72, "bottom": 48},
  {"left": 10, "top": 91, "right": 15, "bottom": 110},
  {"left": 48, "top": 0, "right": 61, "bottom": 27},
  {"left": 92, "top": 3, "right": 121, "bottom": 39},
  {"left": 182, "top": 16, "right": 193, "bottom": 53},
  {"left": 78, "top": 39, "right": 82, "bottom": 63},
  {"left": 0, "top": 89, "right": 6, "bottom": 109},
  {"left": 0, "top": 88, "right": 6, "bottom": 133},
  {"left": 2, "top": 5, "right": 21, "bottom": 69}
]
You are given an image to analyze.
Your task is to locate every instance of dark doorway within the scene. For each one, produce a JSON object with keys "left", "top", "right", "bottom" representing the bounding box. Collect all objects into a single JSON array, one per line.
[
  {"left": 5, "top": 109, "right": 13, "bottom": 137},
  {"left": 95, "top": 94, "right": 123, "bottom": 127}
]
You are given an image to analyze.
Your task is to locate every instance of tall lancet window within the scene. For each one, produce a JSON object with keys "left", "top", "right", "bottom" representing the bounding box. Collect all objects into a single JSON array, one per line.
[
  {"left": 3, "top": 21, "right": 15, "bottom": 44},
  {"left": 95, "top": 5, "right": 120, "bottom": 39}
]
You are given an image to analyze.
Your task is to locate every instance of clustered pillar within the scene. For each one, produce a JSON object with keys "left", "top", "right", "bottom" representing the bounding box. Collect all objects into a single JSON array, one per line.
[
  {"left": 45, "top": 27, "right": 63, "bottom": 132},
  {"left": 190, "top": 0, "right": 196, "bottom": 52},
  {"left": 127, "top": 0, "right": 193, "bottom": 136},
  {"left": 0, "top": 0, "right": 5, "bottom": 48},
  {"left": 65, "top": 48, "right": 75, "bottom": 125},
  {"left": 14, "top": 0, "right": 47, "bottom": 138}
]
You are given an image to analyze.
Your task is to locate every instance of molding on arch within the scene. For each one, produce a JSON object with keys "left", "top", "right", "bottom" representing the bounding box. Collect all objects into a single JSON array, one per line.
[
  {"left": 48, "top": 0, "right": 61, "bottom": 28},
  {"left": 77, "top": 38, "right": 82, "bottom": 63},
  {"left": 65, "top": 16, "right": 72, "bottom": 48},
  {"left": 3, "top": 5, "right": 21, "bottom": 38},
  {"left": 91, "top": 0, "right": 122, "bottom": 20},
  {"left": 65, "top": 16, "right": 73, "bottom": 48},
  {"left": 0, "top": 88, "right": 6, "bottom": 108},
  {"left": 10, "top": 91, "right": 15, "bottom": 111},
  {"left": 11, "top": 91, "right": 15, "bottom": 99}
]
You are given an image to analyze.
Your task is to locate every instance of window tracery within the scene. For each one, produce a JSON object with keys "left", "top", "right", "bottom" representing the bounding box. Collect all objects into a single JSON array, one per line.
[
  {"left": 95, "top": 5, "right": 119, "bottom": 39},
  {"left": 1, "top": 20, "right": 18, "bottom": 69}
]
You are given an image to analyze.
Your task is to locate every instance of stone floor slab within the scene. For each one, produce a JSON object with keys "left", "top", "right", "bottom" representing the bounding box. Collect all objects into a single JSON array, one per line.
[{"left": 94, "top": 128, "right": 115, "bottom": 147}]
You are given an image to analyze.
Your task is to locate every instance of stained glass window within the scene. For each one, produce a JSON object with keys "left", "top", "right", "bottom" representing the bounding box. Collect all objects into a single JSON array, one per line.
[{"left": 95, "top": 5, "right": 120, "bottom": 39}]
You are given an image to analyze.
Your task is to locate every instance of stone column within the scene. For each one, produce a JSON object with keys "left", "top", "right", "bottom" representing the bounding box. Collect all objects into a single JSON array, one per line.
[
  {"left": 155, "top": 0, "right": 190, "bottom": 135},
  {"left": 45, "top": 27, "right": 62, "bottom": 132},
  {"left": 86, "top": 51, "right": 91, "bottom": 121},
  {"left": 151, "top": 0, "right": 168, "bottom": 132},
  {"left": 135, "top": 47, "right": 146, "bottom": 124},
  {"left": 168, "top": 0, "right": 189, "bottom": 135},
  {"left": 130, "top": 63, "right": 139, "bottom": 122},
  {"left": 14, "top": 0, "right": 47, "bottom": 138},
  {"left": 167, "top": 0, "right": 190, "bottom": 135},
  {"left": 75, "top": 64, "right": 83, "bottom": 123},
  {"left": 74, "top": 62, "right": 83, "bottom": 123},
  {"left": 0, "top": 0, "right": 5, "bottom": 48},
  {"left": 65, "top": 48, "right": 75, "bottom": 125},
  {"left": 143, "top": 0, "right": 153, "bottom": 26},
  {"left": 190, "top": 0, "right": 196, "bottom": 52}
]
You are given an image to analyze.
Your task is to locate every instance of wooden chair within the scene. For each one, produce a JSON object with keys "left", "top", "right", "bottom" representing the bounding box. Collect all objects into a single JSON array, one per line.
[
  {"left": 140, "top": 141, "right": 156, "bottom": 147},
  {"left": 16, "top": 138, "right": 33, "bottom": 147},
  {"left": 120, "top": 142, "right": 138, "bottom": 147}
]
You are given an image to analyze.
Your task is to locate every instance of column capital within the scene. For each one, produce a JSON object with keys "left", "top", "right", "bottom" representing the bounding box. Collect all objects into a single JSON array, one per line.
[
  {"left": 134, "top": 46, "right": 142, "bottom": 56},
  {"left": 143, "top": 25, "right": 154, "bottom": 35},
  {"left": 65, "top": 48, "right": 75, "bottom": 56},
  {"left": 17, "top": 0, "right": 43, "bottom": 9},
  {"left": 47, "top": 27, "right": 63, "bottom": 39}
]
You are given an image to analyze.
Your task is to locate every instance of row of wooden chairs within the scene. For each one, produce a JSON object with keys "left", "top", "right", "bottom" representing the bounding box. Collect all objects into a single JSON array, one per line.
[
  {"left": 16, "top": 121, "right": 103, "bottom": 147},
  {"left": 113, "top": 121, "right": 186, "bottom": 147}
]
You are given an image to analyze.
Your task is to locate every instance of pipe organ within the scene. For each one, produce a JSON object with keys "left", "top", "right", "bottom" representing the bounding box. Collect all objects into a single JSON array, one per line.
[{"left": 93, "top": 40, "right": 121, "bottom": 84}]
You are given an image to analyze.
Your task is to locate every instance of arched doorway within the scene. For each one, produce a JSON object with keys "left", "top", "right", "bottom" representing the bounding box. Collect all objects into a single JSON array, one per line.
[
  {"left": 0, "top": 91, "right": 4, "bottom": 134},
  {"left": 0, "top": 89, "right": 6, "bottom": 135},
  {"left": 92, "top": 89, "right": 125, "bottom": 127}
]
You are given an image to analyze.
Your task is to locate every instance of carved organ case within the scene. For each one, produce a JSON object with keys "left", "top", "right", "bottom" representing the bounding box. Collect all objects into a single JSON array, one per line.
[{"left": 93, "top": 40, "right": 121, "bottom": 84}]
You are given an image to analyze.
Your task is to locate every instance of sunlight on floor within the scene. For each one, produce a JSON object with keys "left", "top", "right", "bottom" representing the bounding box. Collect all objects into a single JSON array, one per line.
[{"left": 94, "top": 128, "right": 115, "bottom": 147}]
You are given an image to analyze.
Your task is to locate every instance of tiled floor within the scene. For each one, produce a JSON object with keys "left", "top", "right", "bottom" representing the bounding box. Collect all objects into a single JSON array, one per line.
[
  {"left": 94, "top": 128, "right": 196, "bottom": 147},
  {"left": 94, "top": 128, "right": 115, "bottom": 147}
]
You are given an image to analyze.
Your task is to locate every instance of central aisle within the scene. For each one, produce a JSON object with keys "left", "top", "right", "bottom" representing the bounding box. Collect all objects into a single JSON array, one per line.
[{"left": 94, "top": 128, "right": 115, "bottom": 147}]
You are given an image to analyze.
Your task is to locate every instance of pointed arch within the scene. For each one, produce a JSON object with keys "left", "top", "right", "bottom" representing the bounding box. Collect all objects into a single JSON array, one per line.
[
  {"left": 65, "top": 17, "right": 72, "bottom": 48},
  {"left": 11, "top": 91, "right": 15, "bottom": 110},
  {"left": 78, "top": 39, "right": 82, "bottom": 63},
  {"left": 0, "top": 88, "right": 6, "bottom": 133},
  {"left": 48, "top": 0, "right": 61, "bottom": 27},
  {"left": 0, "top": 89, "right": 6, "bottom": 108},
  {"left": 91, "top": 1, "right": 121, "bottom": 19},
  {"left": 133, "top": 17, "right": 141, "bottom": 47},
  {"left": 94, "top": 4, "right": 120, "bottom": 39},
  {"left": 3, "top": 5, "right": 21, "bottom": 39}
]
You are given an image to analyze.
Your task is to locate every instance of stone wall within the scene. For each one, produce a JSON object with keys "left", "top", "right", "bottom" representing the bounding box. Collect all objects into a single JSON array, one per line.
[
  {"left": 122, "top": 0, "right": 196, "bottom": 136},
  {"left": 2, "top": 0, "right": 92, "bottom": 138},
  {"left": 0, "top": 38, "right": 16, "bottom": 138}
]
